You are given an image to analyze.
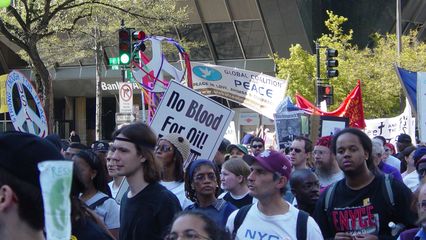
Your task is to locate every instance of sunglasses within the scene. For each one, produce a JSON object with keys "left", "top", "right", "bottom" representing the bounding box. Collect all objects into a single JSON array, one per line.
[
  {"left": 251, "top": 144, "right": 264, "bottom": 149},
  {"left": 289, "top": 147, "right": 303, "bottom": 153},
  {"left": 313, "top": 150, "right": 329, "bottom": 155},
  {"left": 155, "top": 145, "right": 173, "bottom": 153}
]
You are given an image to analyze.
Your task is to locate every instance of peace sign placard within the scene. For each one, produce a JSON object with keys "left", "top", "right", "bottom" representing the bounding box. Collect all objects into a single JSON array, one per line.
[{"left": 5, "top": 70, "right": 48, "bottom": 137}]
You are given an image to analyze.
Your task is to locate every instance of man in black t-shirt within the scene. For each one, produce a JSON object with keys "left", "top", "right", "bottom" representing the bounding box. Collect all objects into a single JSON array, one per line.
[
  {"left": 111, "top": 123, "right": 181, "bottom": 240},
  {"left": 313, "top": 128, "right": 416, "bottom": 240}
]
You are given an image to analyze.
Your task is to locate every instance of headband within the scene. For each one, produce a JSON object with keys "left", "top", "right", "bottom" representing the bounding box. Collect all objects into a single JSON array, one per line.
[
  {"left": 188, "top": 159, "right": 216, "bottom": 180},
  {"left": 114, "top": 137, "right": 156, "bottom": 149}
]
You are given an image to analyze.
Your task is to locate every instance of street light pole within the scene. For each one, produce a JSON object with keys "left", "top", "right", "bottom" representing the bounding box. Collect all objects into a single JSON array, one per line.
[{"left": 316, "top": 42, "right": 321, "bottom": 107}]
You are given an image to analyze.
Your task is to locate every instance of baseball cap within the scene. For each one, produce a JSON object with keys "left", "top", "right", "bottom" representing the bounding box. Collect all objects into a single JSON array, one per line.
[
  {"left": 160, "top": 133, "right": 191, "bottom": 161},
  {"left": 227, "top": 144, "right": 248, "bottom": 155},
  {"left": 243, "top": 150, "right": 292, "bottom": 180},
  {"left": 414, "top": 147, "right": 426, "bottom": 168},
  {"left": 92, "top": 140, "right": 110, "bottom": 153},
  {"left": 397, "top": 134, "right": 412, "bottom": 144},
  {"left": 0, "top": 131, "right": 64, "bottom": 188}
]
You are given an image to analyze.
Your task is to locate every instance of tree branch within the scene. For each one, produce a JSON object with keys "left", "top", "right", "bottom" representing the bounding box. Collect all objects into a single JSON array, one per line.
[{"left": 0, "top": 20, "right": 29, "bottom": 52}]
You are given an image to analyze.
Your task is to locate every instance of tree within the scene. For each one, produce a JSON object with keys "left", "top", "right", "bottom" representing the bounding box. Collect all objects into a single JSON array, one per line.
[
  {"left": 0, "top": 0, "right": 188, "bottom": 135},
  {"left": 275, "top": 11, "right": 426, "bottom": 118}
]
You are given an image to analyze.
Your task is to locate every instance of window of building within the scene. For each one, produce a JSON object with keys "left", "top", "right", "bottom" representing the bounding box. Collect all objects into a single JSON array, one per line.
[
  {"left": 178, "top": 24, "right": 212, "bottom": 61},
  {"left": 207, "top": 22, "right": 243, "bottom": 60},
  {"left": 235, "top": 20, "right": 270, "bottom": 58}
]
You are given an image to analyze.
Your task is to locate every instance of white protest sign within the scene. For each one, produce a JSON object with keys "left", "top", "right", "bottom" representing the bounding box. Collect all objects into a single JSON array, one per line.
[
  {"left": 418, "top": 72, "right": 426, "bottom": 142},
  {"left": 150, "top": 81, "right": 234, "bottom": 161},
  {"left": 224, "top": 121, "right": 238, "bottom": 144},
  {"left": 6, "top": 70, "right": 48, "bottom": 137},
  {"left": 38, "top": 161, "right": 73, "bottom": 240},
  {"left": 365, "top": 100, "right": 415, "bottom": 146},
  {"left": 119, "top": 82, "right": 133, "bottom": 113},
  {"left": 191, "top": 62, "right": 288, "bottom": 120}
]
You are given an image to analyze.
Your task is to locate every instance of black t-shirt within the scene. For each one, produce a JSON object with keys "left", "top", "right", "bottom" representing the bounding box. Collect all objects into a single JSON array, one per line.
[
  {"left": 72, "top": 217, "right": 114, "bottom": 240},
  {"left": 119, "top": 182, "right": 182, "bottom": 240},
  {"left": 222, "top": 192, "right": 254, "bottom": 209},
  {"left": 313, "top": 175, "right": 416, "bottom": 240}
]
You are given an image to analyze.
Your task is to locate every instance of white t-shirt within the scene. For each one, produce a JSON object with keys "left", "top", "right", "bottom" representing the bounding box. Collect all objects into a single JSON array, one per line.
[
  {"left": 85, "top": 191, "right": 120, "bottom": 229},
  {"left": 384, "top": 155, "right": 401, "bottom": 171},
  {"left": 402, "top": 170, "right": 420, "bottom": 192},
  {"left": 160, "top": 181, "right": 193, "bottom": 209},
  {"left": 226, "top": 202, "right": 323, "bottom": 240},
  {"left": 108, "top": 180, "right": 120, "bottom": 199}
]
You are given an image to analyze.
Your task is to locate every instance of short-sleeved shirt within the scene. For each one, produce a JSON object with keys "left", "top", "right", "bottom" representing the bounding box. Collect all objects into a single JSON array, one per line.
[
  {"left": 84, "top": 191, "right": 120, "bottom": 229},
  {"left": 226, "top": 202, "right": 323, "bottom": 239},
  {"left": 313, "top": 175, "right": 416, "bottom": 239}
]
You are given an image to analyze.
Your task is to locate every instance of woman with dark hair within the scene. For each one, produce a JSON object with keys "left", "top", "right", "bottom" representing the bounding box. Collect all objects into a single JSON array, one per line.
[
  {"left": 164, "top": 211, "right": 231, "bottom": 240},
  {"left": 155, "top": 133, "right": 193, "bottom": 209},
  {"left": 73, "top": 150, "right": 120, "bottom": 239},
  {"left": 184, "top": 159, "right": 237, "bottom": 227},
  {"left": 70, "top": 167, "right": 115, "bottom": 240},
  {"left": 313, "top": 128, "right": 416, "bottom": 239}
]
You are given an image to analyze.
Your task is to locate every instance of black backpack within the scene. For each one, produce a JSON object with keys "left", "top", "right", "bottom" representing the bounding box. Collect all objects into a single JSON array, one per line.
[{"left": 232, "top": 204, "right": 309, "bottom": 240}]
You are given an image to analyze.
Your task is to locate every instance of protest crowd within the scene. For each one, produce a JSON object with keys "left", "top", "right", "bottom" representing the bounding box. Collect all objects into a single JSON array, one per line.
[{"left": 2, "top": 121, "right": 426, "bottom": 240}]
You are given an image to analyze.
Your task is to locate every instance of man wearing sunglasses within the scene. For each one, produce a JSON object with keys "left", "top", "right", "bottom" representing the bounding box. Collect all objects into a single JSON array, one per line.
[
  {"left": 250, "top": 137, "right": 265, "bottom": 156},
  {"left": 289, "top": 136, "right": 313, "bottom": 170}
]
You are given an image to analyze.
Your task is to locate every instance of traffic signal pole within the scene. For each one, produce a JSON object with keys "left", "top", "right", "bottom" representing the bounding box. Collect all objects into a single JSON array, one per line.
[{"left": 316, "top": 42, "right": 321, "bottom": 107}]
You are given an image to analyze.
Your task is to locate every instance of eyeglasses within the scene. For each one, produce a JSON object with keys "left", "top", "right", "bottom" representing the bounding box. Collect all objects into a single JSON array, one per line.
[
  {"left": 155, "top": 144, "right": 173, "bottom": 153},
  {"left": 418, "top": 200, "right": 426, "bottom": 210},
  {"left": 289, "top": 147, "right": 303, "bottom": 153},
  {"left": 164, "top": 230, "right": 211, "bottom": 240},
  {"left": 251, "top": 144, "right": 263, "bottom": 149},
  {"left": 194, "top": 172, "right": 216, "bottom": 182}
]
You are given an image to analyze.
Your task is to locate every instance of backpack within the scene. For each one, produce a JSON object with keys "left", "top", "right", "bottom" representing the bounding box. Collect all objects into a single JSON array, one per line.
[
  {"left": 88, "top": 196, "right": 110, "bottom": 210},
  {"left": 232, "top": 204, "right": 309, "bottom": 240},
  {"left": 324, "top": 174, "right": 395, "bottom": 212}
]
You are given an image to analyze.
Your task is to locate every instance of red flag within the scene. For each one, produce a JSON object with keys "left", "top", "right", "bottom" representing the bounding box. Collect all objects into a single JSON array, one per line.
[{"left": 295, "top": 80, "right": 365, "bottom": 128}]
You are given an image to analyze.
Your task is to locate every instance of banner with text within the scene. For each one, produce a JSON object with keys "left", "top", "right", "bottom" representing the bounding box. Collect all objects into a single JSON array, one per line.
[
  {"left": 0, "top": 74, "right": 7, "bottom": 113},
  {"left": 364, "top": 100, "right": 415, "bottom": 146},
  {"left": 150, "top": 81, "right": 234, "bottom": 162},
  {"left": 191, "top": 62, "right": 288, "bottom": 120}
]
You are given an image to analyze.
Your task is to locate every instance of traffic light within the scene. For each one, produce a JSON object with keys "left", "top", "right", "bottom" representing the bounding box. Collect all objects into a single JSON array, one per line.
[
  {"left": 318, "top": 85, "right": 334, "bottom": 105},
  {"left": 131, "top": 31, "right": 146, "bottom": 52},
  {"left": 118, "top": 28, "right": 131, "bottom": 65},
  {"left": 325, "top": 48, "right": 338, "bottom": 78}
]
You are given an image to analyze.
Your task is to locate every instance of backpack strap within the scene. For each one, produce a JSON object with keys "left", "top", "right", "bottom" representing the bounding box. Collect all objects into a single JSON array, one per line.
[
  {"left": 383, "top": 174, "right": 395, "bottom": 207},
  {"left": 296, "top": 210, "right": 309, "bottom": 240},
  {"left": 232, "top": 204, "right": 253, "bottom": 239},
  {"left": 88, "top": 196, "right": 110, "bottom": 210},
  {"left": 324, "top": 182, "right": 338, "bottom": 212}
]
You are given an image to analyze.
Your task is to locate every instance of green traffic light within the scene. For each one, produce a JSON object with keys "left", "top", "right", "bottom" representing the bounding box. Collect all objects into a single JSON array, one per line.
[{"left": 120, "top": 53, "right": 130, "bottom": 65}]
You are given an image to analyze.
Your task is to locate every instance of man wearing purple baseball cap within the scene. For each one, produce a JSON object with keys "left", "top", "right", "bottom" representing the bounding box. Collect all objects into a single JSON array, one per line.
[{"left": 226, "top": 150, "right": 323, "bottom": 239}]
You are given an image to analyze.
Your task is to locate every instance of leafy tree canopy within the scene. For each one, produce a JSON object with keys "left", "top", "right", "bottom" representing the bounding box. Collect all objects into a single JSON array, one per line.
[{"left": 275, "top": 10, "right": 426, "bottom": 118}]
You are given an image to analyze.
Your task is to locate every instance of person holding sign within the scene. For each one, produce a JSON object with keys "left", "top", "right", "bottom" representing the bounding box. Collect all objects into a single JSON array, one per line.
[
  {"left": 156, "top": 133, "right": 193, "bottom": 209},
  {"left": 0, "top": 131, "right": 64, "bottom": 240},
  {"left": 111, "top": 122, "right": 181, "bottom": 240}
]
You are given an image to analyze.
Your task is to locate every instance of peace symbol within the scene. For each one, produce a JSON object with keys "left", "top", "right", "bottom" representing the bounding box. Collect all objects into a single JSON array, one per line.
[{"left": 5, "top": 70, "right": 48, "bottom": 137}]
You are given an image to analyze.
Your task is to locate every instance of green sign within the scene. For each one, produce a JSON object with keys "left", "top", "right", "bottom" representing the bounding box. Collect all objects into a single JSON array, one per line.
[
  {"left": 125, "top": 69, "right": 134, "bottom": 81},
  {"left": 108, "top": 57, "right": 120, "bottom": 66}
]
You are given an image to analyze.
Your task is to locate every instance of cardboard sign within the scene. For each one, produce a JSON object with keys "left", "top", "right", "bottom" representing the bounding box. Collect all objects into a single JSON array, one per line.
[
  {"left": 150, "top": 81, "right": 234, "bottom": 161},
  {"left": 5, "top": 70, "right": 48, "bottom": 137},
  {"left": 191, "top": 62, "right": 288, "bottom": 120}
]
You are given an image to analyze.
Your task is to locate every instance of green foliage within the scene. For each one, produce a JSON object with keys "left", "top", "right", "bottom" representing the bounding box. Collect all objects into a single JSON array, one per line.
[{"left": 274, "top": 10, "right": 426, "bottom": 118}]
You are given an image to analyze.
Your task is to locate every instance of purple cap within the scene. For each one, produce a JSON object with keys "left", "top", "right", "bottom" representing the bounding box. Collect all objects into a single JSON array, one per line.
[{"left": 243, "top": 150, "right": 292, "bottom": 179}]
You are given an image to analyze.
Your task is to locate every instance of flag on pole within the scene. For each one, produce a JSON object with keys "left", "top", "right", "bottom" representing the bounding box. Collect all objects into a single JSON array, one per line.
[
  {"left": 296, "top": 80, "right": 366, "bottom": 128},
  {"left": 395, "top": 66, "right": 417, "bottom": 111}
]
